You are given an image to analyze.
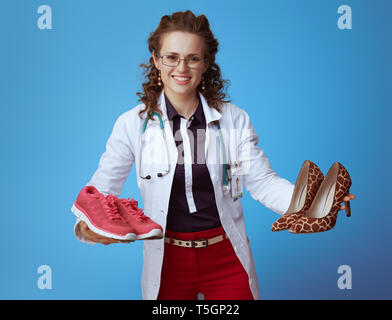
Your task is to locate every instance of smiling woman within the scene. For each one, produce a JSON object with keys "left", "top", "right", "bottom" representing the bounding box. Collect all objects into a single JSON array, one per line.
[
  {"left": 73, "top": 9, "right": 355, "bottom": 302},
  {"left": 136, "top": 10, "right": 231, "bottom": 121}
]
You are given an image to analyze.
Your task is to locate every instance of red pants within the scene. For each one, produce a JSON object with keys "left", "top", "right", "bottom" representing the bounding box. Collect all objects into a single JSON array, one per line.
[{"left": 157, "top": 226, "right": 254, "bottom": 300}]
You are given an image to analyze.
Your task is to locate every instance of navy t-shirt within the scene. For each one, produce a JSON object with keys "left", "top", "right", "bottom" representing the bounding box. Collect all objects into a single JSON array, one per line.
[{"left": 164, "top": 93, "right": 222, "bottom": 232}]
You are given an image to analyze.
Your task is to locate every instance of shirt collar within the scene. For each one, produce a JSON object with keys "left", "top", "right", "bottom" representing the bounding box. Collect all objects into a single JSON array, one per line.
[
  {"left": 157, "top": 89, "right": 222, "bottom": 125},
  {"left": 164, "top": 92, "right": 204, "bottom": 124}
]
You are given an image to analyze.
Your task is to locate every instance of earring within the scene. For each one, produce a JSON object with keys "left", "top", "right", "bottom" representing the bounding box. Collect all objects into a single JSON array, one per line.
[
  {"left": 158, "top": 70, "right": 162, "bottom": 86},
  {"left": 202, "top": 78, "right": 206, "bottom": 90}
]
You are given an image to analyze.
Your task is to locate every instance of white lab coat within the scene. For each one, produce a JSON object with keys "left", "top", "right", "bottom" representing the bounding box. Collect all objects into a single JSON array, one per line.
[{"left": 74, "top": 89, "right": 294, "bottom": 300}]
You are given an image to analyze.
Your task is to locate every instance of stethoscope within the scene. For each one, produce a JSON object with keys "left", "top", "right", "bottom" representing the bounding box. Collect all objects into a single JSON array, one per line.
[{"left": 139, "top": 111, "right": 231, "bottom": 192}]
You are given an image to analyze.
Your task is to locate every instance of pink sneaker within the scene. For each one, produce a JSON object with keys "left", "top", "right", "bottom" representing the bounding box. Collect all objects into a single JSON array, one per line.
[
  {"left": 71, "top": 186, "right": 136, "bottom": 240},
  {"left": 116, "top": 198, "right": 163, "bottom": 240}
]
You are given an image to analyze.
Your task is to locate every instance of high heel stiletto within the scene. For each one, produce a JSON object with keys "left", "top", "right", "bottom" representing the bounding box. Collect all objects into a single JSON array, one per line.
[
  {"left": 345, "top": 200, "right": 351, "bottom": 217},
  {"left": 271, "top": 160, "right": 324, "bottom": 231},
  {"left": 289, "top": 161, "right": 352, "bottom": 234}
]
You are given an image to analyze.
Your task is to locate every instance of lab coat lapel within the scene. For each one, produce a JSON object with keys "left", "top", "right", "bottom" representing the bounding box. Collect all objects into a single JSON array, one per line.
[
  {"left": 198, "top": 92, "right": 223, "bottom": 167},
  {"left": 198, "top": 92, "right": 222, "bottom": 125},
  {"left": 156, "top": 90, "right": 178, "bottom": 164}
]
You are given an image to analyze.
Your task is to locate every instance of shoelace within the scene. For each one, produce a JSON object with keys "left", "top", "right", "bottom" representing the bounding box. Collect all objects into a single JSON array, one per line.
[
  {"left": 121, "top": 198, "right": 149, "bottom": 222},
  {"left": 91, "top": 193, "right": 126, "bottom": 222}
]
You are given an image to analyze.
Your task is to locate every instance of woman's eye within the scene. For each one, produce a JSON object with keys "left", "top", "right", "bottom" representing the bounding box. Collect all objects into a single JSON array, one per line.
[
  {"left": 166, "top": 55, "right": 178, "bottom": 61},
  {"left": 190, "top": 56, "right": 201, "bottom": 62}
]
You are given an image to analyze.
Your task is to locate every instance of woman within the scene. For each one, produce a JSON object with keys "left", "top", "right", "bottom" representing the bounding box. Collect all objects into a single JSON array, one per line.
[{"left": 74, "top": 10, "right": 355, "bottom": 300}]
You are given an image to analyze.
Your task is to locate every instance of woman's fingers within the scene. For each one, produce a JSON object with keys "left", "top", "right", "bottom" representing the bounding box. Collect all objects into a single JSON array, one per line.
[
  {"left": 339, "top": 193, "right": 356, "bottom": 211},
  {"left": 343, "top": 193, "right": 356, "bottom": 202},
  {"left": 80, "top": 221, "right": 132, "bottom": 245},
  {"left": 93, "top": 233, "right": 131, "bottom": 245}
]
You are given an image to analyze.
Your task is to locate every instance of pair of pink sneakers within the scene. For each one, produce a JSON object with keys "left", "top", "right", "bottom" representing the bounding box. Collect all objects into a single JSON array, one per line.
[{"left": 71, "top": 186, "right": 163, "bottom": 241}]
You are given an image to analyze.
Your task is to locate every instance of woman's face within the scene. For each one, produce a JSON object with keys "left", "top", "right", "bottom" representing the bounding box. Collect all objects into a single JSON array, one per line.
[{"left": 153, "top": 31, "right": 209, "bottom": 98}]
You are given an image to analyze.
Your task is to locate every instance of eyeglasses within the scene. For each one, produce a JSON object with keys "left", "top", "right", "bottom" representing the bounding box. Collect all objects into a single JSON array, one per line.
[{"left": 155, "top": 52, "right": 206, "bottom": 69}]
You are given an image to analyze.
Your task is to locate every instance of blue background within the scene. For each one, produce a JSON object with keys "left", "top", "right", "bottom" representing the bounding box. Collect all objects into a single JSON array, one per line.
[{"left": 1, "top": 0, "right": 391, "bottom": 299}]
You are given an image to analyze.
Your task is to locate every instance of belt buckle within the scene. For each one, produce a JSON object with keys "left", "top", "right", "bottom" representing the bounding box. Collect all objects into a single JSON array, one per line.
[{"left": 191, "top": 239, "right": 208, "bottom": 248}]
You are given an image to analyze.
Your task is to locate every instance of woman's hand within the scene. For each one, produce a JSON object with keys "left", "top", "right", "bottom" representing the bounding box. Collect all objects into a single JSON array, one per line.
[
  {"left": 79, "top": 221, "right": 133, "bottom": 245},
  {"left": 339, "top": 193, "right": 356, "bottom": 211}
]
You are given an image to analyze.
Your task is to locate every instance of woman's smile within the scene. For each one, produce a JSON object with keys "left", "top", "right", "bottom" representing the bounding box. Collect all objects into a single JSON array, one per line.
[{"left": 172, "top": 75, "right": 192, "bottom": 85}]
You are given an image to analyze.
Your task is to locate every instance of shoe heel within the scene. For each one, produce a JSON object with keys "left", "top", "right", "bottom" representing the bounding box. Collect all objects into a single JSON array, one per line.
[{"left": 345, "top": 200, "right": 351, "bottom": 217}]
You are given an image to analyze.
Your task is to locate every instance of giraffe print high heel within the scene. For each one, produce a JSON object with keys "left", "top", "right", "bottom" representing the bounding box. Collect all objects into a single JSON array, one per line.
[
  {"left": 289, "top": 162, "right": 352, "bottom": 234},
  {"left": 271, "top": 160, "right": 324, "bottom": 232}
]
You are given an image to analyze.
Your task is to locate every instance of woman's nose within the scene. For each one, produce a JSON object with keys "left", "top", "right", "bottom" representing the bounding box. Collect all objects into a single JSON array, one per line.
[{"left": 176, "top": 59, "right": 189, "bottom": 72}]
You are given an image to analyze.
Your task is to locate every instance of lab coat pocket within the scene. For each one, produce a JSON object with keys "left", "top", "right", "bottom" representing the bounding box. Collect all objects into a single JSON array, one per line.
[{"left": 229, "top": 197, "right": 243, "bottom": 222}]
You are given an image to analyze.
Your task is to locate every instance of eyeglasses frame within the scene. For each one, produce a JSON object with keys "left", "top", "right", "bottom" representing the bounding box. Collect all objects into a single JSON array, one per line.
[{"left": 154, "top": 52, "right": 208, "bottom": 69}]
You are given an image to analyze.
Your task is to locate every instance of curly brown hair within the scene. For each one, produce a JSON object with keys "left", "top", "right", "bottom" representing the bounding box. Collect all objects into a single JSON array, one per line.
[{"left": 136, "top": 10, "right": 231, "bottom": 120}]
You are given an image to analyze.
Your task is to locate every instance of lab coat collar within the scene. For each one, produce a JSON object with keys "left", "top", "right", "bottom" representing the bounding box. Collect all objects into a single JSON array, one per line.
[
  {"left": 164, "top": 92, "right": 204, "bottom": 125},
  {"left": 157, "top": 89, "right": 222, "bottom": 125}
]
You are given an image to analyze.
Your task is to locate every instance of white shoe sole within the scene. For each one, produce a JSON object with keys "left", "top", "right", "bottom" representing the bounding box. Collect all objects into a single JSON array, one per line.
[
  {"left": 135, "top": 228, "right": 163, "bottom": 240},
  {"left": 71, "top": 204, "right": 137, "bottom": 241}
]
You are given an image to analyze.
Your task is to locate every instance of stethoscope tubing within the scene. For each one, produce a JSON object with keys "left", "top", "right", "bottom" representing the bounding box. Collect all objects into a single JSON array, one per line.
[{"left": 139, "top": 112, "right": 230, "bottom": 187}]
